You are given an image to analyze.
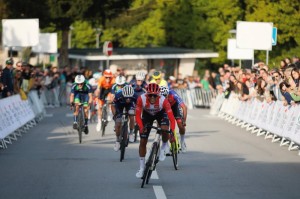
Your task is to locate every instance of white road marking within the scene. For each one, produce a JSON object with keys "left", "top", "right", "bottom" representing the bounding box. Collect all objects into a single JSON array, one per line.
[
  {"left": 153, "top": 186, "right": 167, "bottom": 199},
  {"left": 151, "top": 170, "right": 159, "bottom": 179},
  {"left": 45, "top": 113, "right": 53, "bottom": 117},
  {"left": 66, "top": 113, "right": 74, "bottom": 117}
]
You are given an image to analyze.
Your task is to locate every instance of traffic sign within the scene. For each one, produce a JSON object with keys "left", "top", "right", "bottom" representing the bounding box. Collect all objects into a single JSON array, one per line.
[
  {"left": 103, "top": 41, "right": 113, "bottom": 56},
  {"left": 272, "top": 27, "right": 277, "bottom": 46}
]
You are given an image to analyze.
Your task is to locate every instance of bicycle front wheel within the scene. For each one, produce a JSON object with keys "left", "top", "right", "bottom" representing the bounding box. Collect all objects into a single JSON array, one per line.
[
  {"left": 78, "top": 108, "right": 84, "bottom": 144},
  {"left": 145, "top": 142, "right": 159, "bottom": 185},
  {"left": 120, "top": 124, "right": 128, "bottom": 162},
  {"left": 101, "top": 105, "right": 107, "bottom": 136},
  {"left": 171, "top": 142, "right": 178, "bottom": 170}
]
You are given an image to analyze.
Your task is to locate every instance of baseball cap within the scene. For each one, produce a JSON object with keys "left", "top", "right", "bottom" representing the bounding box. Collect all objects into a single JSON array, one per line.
[{"left": 6, "top": 59, "right": 13, "bottom": 65}]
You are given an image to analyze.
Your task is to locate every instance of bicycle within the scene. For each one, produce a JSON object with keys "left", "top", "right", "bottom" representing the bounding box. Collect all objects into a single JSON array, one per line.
[
  {"left": 119, "top": 109, "right": 130, "bottom": 162},
  {"left": 75, "top": 103, "right": 84, "bottom": 144},
  {"left": 141, "top": 125, "right": 172, "bottom": 188}
]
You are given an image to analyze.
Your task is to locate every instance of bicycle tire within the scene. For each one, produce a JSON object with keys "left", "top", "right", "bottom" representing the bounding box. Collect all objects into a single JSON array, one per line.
[
  {"left": 78, "top": 108, "right": 83, "bottom": 144},
  {"left": 171, "top": 142, "right": 178, "bottom": 170},
  {"left": 101, "top": 105, "right": 107, "bottom": 136},
  {"left": 145, "top": 142, "right": 159, "bottom": 185},
  {"left": 141, "top": 142, "right": 157, "bottom": 188},
  {"left": 133, "top": 124, "right": 139, "bottom": 142},
  {"left": 120, "top": 123, "right": 128, "bottom": 162}
]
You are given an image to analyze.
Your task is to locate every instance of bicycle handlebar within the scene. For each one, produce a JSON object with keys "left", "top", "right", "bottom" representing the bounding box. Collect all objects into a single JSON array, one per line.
[{"left": 144, "top": 125, "right": 172, "bottom": 134}]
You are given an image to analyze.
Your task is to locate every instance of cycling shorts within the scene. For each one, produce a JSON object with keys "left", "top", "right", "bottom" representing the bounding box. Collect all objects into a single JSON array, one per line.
[
  {"left": 140, "top": 110, "right": 169, "bottom": 139},
  {"left": 74, "top": 93, "right": 89, "bottom": 107},
  {"left": 114, "top": 103, "right": 135, "bottom": 122},
  {"left": 98, "top": 88, "right": 112, "bottom": 106}
]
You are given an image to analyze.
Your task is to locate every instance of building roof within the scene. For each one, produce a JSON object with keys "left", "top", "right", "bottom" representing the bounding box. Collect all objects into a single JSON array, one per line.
[{"left": 68, "top": 47, "right": 218, "bottom": 60}]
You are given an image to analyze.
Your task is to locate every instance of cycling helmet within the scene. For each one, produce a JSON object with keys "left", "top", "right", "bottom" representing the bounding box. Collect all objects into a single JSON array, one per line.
[
  {"left": 136, "top": 71, "right": 146, "bottom": 81},
  {"left": 103, "top": 69, "right": 113, "bottom": 77},
  {"left": 160, "top": 86, "right": 169, "bottom": 97},
  {"left": 116, "top": 75, "right": 126, "bottom": 85},
  {"left": 75, "top": 75, "right": 85, "bottom": 84},
  {"left": 152, "top": 71, "right": 161, "bottom": 79},
  {"left": 93, "top": 72, "right": 101, "bottom": 80},
  {"left": 122, "top": 85, "right": 134, "bottom": 97},
  {"left": 147, "top": 83, "right": 160, "bottom": 95}
]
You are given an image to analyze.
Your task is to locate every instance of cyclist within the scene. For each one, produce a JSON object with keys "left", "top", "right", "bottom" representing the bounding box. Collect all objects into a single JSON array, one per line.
[
  {"left": 88, "top": 72, "right": 102, "bottom": 122},
  {"left": 130, "top": 71, "right": 148, "bottom": 96},
  {"left": 111, "top": 75, "right": 128, "bottom": 95},
  {"left": 135, "top": 83, "right": 176, "bottom": 178},
  {"left": 96, "top": 69, "right": 115, "bottom": 132},
  {"left": 160, "top": 86, "right": 188, "bottom": 152},
  {"left": 150, "top": 71, "right": 168, "bottom": 87},
  {"left": 70, "top": 75, "right": 93, "bottom": 134},
  {"left": 112, "top": 85, "right": 138, "bottom": 151}
]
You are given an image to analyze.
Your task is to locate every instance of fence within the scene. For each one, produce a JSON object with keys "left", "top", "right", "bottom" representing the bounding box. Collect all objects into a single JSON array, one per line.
[
  {"left": 217, "top": 93, "right": 300, "bottom": 155},
  {"left": 0, "top": 91, "right": 45, "bottom": 149},
  {"left": 174, "top": 88, "right": 216, "bottom": 109}
]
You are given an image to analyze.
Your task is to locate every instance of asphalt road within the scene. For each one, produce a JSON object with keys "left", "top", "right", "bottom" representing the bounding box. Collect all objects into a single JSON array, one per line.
[{"left": 1, "top": 107, "right": 300, "bottom": 199}]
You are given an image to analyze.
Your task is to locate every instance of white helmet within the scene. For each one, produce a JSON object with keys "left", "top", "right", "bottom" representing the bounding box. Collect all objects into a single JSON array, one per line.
[
  {"left": 116, "top": 75, "right": 126, "bottom": 85},
  {"left": 160, "top": 86, "right": 169, "bottom": 97},
  {"left": 75, "top": 75, "right": 85, "bottom": 84},
  {"left": 93, "top": 72, "right": 101, "bottom": 80},
  {"left": 122, "top": 85, "right": 134, "bottom": 97},
  {"left": 136, "top": 71, "right": 146, "bottom": 81}
]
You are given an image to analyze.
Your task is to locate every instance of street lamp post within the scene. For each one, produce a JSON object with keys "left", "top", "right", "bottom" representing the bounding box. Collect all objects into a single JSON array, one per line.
[{"left": 95, "top": 28, "right": 102, "bottom": 48}]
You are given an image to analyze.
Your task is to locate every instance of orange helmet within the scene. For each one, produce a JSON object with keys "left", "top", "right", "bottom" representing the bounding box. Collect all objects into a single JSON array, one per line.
[
  {"left": 103, "top": 69, "right": 113, "bottom": 77},
  {"left": 147, "top": 83, "right": 160, "bottom": 95}
]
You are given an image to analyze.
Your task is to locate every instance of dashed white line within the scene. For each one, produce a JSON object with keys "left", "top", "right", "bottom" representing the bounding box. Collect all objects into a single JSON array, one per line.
[
  {"left": 153, "top": 186, "right": 167, "bottom": 199},
  {"left": 151, "top": 170, "right": 159, "bottom": 179}
]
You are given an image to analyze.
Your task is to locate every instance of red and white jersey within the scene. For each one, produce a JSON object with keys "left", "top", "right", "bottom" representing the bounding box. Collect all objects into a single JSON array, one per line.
[
  {"left": 138, "top": 94, "right": 165, "bottom": 116},
  {"left": 135, "top": 93, "right": 176, "bottom": 132}
]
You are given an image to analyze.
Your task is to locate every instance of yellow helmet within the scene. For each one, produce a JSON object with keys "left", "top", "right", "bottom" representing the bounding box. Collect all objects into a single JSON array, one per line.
[{"left": 152, "top": 71, "right": 161, "bottom": 79}]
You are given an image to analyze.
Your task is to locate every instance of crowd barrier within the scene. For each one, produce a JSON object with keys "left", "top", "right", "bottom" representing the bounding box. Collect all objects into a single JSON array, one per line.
[
  {"left": 217, "top": 93, "right": 300, "bottom": 155},
  {"left": 0, "top": 90, "right": 45, "bottom": 149},
  {"left": 174, "top": 88, "right": 216, "bottom": 109}
]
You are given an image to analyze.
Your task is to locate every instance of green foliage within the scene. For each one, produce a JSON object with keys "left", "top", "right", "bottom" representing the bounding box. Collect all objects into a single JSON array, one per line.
[{"left": 72, "top": 21, "right": 95, "bottom": 48}]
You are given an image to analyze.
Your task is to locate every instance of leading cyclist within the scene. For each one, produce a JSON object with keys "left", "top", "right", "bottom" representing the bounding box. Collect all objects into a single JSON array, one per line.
[
  {"left": 112, "top": 85, "right": 138, "bottom": 151},
  {"left": 160, "top": 86, "right": 188, "bottom": 152},
  {"left": 135, "top": 83, "right": 176, "bottom": 178},
  {"left": 70, "top": 75, "right": 93, "bottom": 134}
]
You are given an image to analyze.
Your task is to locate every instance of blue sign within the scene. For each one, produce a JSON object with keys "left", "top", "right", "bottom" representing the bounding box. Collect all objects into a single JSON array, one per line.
[{"left": 272, "top": 27, "right": 277, "bottom": 46}]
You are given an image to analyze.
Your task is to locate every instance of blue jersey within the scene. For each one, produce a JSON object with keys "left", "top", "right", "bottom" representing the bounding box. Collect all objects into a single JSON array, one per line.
[
  {"left": 113, "top": 90, "right": 138, "bottom": 105},
  {"left": 71, "top": 82, "right": 92, "bottom": 94},
  {"left": 129, "top": 79, "right": 147, "bottom": 96},
  {"left": 167, "top": 89, "right": 184, "bottom": 107}
]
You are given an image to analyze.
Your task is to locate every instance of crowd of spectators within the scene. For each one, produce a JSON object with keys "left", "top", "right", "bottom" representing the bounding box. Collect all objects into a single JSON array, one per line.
[{"left": 214, "top": 56, "right": 300, "bottom": 106}]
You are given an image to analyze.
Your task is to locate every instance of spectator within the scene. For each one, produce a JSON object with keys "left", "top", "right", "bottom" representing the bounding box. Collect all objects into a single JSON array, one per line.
[
  {"left": 1, "top": 59, "right": 14, "bottom": 98},
  {"left": 285, "top": 57, "right": 292, "bottom": 66},
  {"left": 168, "top": 76, "right": 177, "bottom": 89},
  {"left": 201, "top": 70, "right": 213, "bottom": 91},
  {"left": 187, "top": 76, "right": 197, "bottom": 89},
  {"left": 13, "top": 70, "right": 22, "bottom": 94},
  {"left": 280, "top": 59, "right": 288, "bottom": 70},
  {"left": 270, "top": 70, "right": 284, "bottom": 101},
  {"left": 292, "top": 56, "right": 300, "bottom": 69},
  {"left": 279, "top": 81, "right": 300, "bottom": 105}
]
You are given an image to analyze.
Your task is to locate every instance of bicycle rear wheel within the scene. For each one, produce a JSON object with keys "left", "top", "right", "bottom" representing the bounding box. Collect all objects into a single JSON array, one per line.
[{"left": 120, "top": 124, "right": 128, "bottom": 162}]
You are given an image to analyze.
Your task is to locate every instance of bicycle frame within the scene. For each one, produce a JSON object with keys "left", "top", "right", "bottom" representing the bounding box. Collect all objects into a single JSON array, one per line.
[
  {"left": 120, "top": 109, "right": 129, "bottom": 162},
  {"left": 76, "top": 103, "right": 84, "bottom": 144}
]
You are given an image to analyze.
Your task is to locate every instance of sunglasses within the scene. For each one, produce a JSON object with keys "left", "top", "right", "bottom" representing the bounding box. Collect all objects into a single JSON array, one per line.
[
  {"left": 148, "top": 94, "right": 158, "bottom": 98},
  {"left": 78, "top": 83, "right": 84, "bottom": 86},
  {"left": 154, "top": 78, "right": 161, "bottom": 81},
  {"left": 105, "top": 77, "right": 111, "bottom": 79}
]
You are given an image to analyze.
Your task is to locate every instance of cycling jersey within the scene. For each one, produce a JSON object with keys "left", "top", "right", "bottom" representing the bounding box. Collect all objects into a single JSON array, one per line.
[
  {"left": 150, "top": 79, "right": 168, "bottom": 87},
  {"left": 113, "top": 91, "right": 138, "bottom": 120},
  {"left": 135, "top": 93, "right": 176, "bottom": 133},
  {"left": 111, "top": 82, "right": 129, "bottom": 95},
  {"left": 71, "top": 82, "right": 93, "bottom": 106},
  {"left": 97, "top": 76, "right": 115, "bottom": 90},
  {"left": 129, "top": 79, "right": 147, "bottom": 96},
  {"left": 167, "top": 89, "right": 184, "bottom": 107}
]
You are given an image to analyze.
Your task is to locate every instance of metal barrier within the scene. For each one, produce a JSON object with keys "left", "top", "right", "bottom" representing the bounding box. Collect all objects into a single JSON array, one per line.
[{"left": 173, "top": 88, "right": 216, "bottom": 109}]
